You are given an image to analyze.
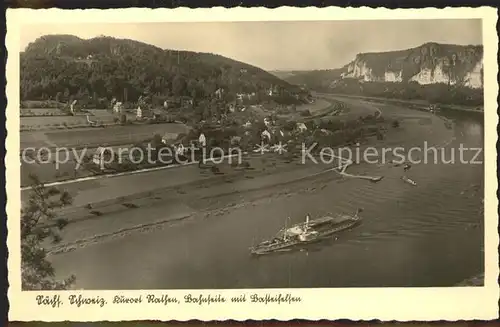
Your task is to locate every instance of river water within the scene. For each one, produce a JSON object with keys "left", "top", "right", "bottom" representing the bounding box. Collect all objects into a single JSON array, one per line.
[{"left": 50, "top": 103, "right": 485, "bottom": 289}]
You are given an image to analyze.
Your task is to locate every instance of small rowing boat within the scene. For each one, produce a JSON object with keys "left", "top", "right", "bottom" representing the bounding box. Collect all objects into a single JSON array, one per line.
[{"left": 401, "top": 175, "right": 417, "bottom": 186}]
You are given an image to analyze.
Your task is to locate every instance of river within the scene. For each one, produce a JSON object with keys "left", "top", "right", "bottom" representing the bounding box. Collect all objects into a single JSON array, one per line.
[{"left": 49, "top": 98, "right": 484, "bottom": 289}]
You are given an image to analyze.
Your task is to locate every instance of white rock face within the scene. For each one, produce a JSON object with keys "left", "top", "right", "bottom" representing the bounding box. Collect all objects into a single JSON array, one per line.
[
  {"left": 409, "top": 64, "right": 453, "bottom": 85},
  {"left": 343, "top": 60, "right": 372, "bottom": 80},
  {"left": 464, "top": 58, "right": 483, "bottom": 89},
  {"left": 384, "top": 71, "right": 403, "bottom": 83},
  {"left": 341, "top": 54, "right": 483, "bottom": 88}
]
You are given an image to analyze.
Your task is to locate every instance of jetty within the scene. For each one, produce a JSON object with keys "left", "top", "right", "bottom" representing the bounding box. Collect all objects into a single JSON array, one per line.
[
  {"left": 337, "top": 162, "right": 384, "bottom": 182},
  {"left": 342, "top": 173, "right": 384, "bottom": 182},
  {"left": 317, "top": 152, "right": 384, "bottom": 182}
]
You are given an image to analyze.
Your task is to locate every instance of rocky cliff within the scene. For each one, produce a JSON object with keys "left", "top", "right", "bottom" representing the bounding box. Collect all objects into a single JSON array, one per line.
[{"left": 341, "top": 43, "right": 483, "bottom": 88}]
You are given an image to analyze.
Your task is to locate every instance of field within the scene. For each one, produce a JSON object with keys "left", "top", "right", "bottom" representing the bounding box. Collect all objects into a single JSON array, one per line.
[
  {"left": 20, "top": 110, "right": 119, "bottom": 131},
  {"left": 21, "top": 122, "right": 189, "bottom": 150},
  {"left": 20, "top": 100, "right": 66, "bottom": 109},
  {"left": 20, "top": 122, "right": 191, "bottom": 186},
  {"left": 20, "top": 108, "right": 68, "bottom": 116}
]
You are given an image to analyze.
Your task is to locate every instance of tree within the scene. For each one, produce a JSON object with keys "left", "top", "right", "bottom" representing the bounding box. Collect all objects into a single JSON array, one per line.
[
  {"left": 151, "top": 133, "right": 164, "bottom": 162},
  {"left": 21, "top": 174, "right": 75, "bottom": 290},
  {"left": 172, "top": 74, "right": 186, "bottom": 97}
]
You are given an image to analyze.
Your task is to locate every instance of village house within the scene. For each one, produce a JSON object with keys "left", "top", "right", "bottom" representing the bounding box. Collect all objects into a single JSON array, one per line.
[
  {"left": 296, "top": 122, "right": 308, "bottom": 133},
  {"left": 182, "top": 96, "right": 194, "bottom": 106},
  {"left": 215, "top": 88, "right": 224, "bottom": 100},
  {"left": 138, "top": 107, "right": 163, "bottom": 120},
  {"left": 198, "top": 133, "right": 207, "bottom": 147},
  {"left": 228, "top": 103, "right": 236, "bottom": 113},
  {"left": 113, "top": 101, "right": 123, "bottom": 114},
  {"left": 236, "top": 93, "right": 256, "bottom": 103},
  {"left": 161, "top": 132, "right": 178, "bottom": 145},
  {"left": 164, "top": 96, "right": 193, "bottom": 109},
  {"left": 137, "top": 106, "right": 154, "bottom": 119},
  {"left": 268, "top": 85, "right": 279, "bottom": 96},
  {"left": 163, "top": 99, "right": 178, "bottom": 109},
  {"left": 164, "top": 98, "right": 181, "bottom": 109},
  {"left": 92, "top": 147, "right": 113, "bottom": 169},
  {"left": 173, "top": 143, "right": 187, "bottom": 156},
  {"left": 261, "top": 130, "right": 272, "bottom": 144},
  {"left": 230, "top": 136, "right": 241, "bottom": 146}
]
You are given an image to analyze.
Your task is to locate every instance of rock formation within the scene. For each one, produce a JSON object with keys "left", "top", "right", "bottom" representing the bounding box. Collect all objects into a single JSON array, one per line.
[{"left": 340, "top": 43, "right": 483, "bottom": 88}]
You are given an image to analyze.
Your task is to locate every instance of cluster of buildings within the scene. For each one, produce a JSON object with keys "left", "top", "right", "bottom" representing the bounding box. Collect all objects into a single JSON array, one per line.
[
  {"left": 91, "top": 130, "right": 208, "bottom": 169},
  {"left": 111, "top": 96, "right": 193, "bottom": 120}
]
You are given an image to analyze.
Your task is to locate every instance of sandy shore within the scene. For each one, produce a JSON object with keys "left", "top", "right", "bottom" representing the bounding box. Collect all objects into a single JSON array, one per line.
[{"left": 46, "top": 158, "right": 339, "bottom": 254}]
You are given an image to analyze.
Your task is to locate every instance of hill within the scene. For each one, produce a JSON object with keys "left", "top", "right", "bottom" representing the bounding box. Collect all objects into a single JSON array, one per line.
[
  {"left": 278, "top": 43, "right": 484, "bottom": 106},
  {"left": 20, "top": 35, "right": 306, "bottom": 108}
]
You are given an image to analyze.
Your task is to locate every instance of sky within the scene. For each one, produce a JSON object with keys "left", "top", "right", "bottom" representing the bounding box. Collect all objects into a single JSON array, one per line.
[{"left": 20, "top": 20, "right": 482, "bottom": 71}]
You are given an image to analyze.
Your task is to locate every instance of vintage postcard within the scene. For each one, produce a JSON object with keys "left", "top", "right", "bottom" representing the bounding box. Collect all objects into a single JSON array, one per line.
[{"left": 6, "top": 6, "right": 499, "bottom": 322}]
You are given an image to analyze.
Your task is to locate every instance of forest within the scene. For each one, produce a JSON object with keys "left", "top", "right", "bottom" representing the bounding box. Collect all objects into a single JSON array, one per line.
[
  {"left": 20, "top": 35, "right": 306, "bottom": 108},
  {"left": 327, "top": 79, "right": 484, "bottom": 106}
]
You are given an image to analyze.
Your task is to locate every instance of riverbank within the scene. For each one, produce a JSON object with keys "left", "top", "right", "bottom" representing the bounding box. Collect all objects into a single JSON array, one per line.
[{"left": 38, "top": 95, "right": 484, "bottom": 289}]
